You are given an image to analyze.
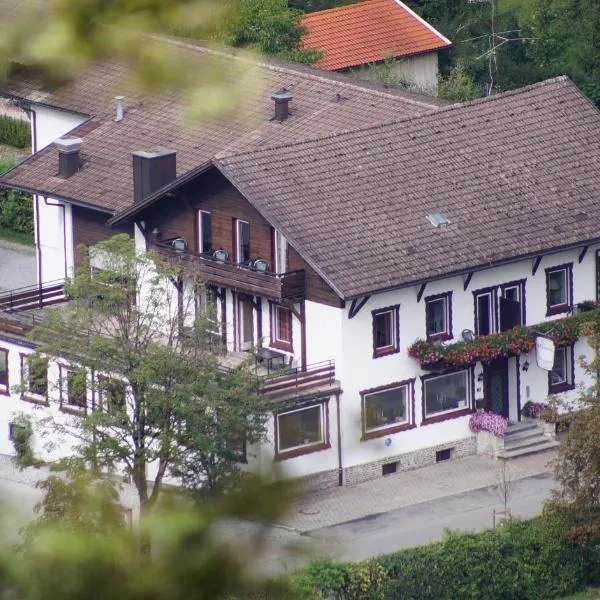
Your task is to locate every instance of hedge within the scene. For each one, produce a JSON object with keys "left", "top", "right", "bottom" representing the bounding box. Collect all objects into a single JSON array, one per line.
[
  {"left": 292, "top": 518, "right": 600, "bottom": 600},
  {"left": 0, "top": 114, "right": 30, "bottom": 149},
  {"left": 0, "top": 189, "right": 33, "bottom": 235}
]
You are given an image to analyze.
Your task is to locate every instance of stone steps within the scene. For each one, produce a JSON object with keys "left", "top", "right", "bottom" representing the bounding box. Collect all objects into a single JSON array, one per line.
[{"left": 497, "top": 421, "right": 559, "bottom": 460}]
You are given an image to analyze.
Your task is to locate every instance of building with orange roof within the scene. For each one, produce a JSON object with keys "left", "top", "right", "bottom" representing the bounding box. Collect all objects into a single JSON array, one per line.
[{"left": 302, "top": 0, "right": 451, "bottom": 91}]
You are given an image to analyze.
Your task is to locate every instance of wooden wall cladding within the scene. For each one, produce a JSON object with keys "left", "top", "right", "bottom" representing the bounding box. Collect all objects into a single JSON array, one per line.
[{"left": 144, "top": 170, "right": 343, "bottom": 308}]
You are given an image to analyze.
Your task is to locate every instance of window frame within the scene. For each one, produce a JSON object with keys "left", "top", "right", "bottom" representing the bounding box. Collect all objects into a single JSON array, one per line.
[
  {"left": 270, "top": 302, "right": 293, "bottom": 352},
  {"left": 0, "top": 348, "right": 8, "bottom": 396},
  {"left": 421, "top": 367, "right": 474, "bottom": 425},
  {"left": 275, "top": 400, "right": 330, "bottom": 460},
  {"left": 372, "top": 304, "right": 400, "bottom": 358},
  {"left": 235, "top": 219, "right": 250, "bottom": 264},
  {"left": 20, "top": 353, "right": 48, "bottom": 405},
  {"left": 548, "top": 344, "right": 575, "bottom": 394},
  {"left": 273, "top": 229, "right": 288, "bottom": 274},
  {"left": 425, "top": 292, "right": 453, "bottom": 341},
  {"left": 96, "top": 375, "right": 127, "bottom": 420},
  {"left": 500, "top": 279, "right": 526, "bottom": 327},
  {"left": 197, "top": 210, "right": 212, "bottom": 255},
  {"left": 59, "top": 365, "right": 87, "bottom": 415},
  {"left": 473, "top": 287, "right": 498, "bottom": 336},
  {"left": 361, "top": 379, "right": 416, "bottom": 440},
  {"left": 545, "top": 263, "right": 573, "bottom": 316}
]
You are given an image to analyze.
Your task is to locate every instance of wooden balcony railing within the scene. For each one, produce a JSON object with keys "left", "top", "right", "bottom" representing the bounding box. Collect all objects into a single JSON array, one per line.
[
  {"left": 260, "top": 360, "right": 337, "bottom": 399},
  {"left": 0, "top": 280, "right": 66, "bottom": 312},
  {"left": 153, "top": 242, "right": 305, "bottom": 301}
]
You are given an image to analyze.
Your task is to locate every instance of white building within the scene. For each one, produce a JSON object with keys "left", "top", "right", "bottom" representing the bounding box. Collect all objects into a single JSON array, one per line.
[{"left": 0, "top": 44, "right": 596, "bottom": 490}]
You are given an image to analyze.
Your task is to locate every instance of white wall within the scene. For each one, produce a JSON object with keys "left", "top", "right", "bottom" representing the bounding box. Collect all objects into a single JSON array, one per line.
[{"left": 32, "top": 104, "right": 87, "bottom": 152}]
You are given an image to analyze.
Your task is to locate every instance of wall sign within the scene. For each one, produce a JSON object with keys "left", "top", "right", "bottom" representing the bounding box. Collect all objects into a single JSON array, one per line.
[{"left": 535, "top": 335, "right": 555, "bottom": 371}]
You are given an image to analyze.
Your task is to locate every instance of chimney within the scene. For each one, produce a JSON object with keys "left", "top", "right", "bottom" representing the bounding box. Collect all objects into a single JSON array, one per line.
[
  {"left": 115, "top": 95, "right": 125, "bottom": 122},
  {"left": 271, "top": 89, "right": 293, "bottom": 122},
  {"left": 132, "top": 148, "right": 176, "bottom": 203},
  {"left": 54, "top": 136, "right": 83, "bottom": 178}
]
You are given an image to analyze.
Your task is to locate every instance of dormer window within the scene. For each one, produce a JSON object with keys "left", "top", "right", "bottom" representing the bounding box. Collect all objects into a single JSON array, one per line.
[{"left": 236, "top": 219, "right": 250, "bottom": 264}]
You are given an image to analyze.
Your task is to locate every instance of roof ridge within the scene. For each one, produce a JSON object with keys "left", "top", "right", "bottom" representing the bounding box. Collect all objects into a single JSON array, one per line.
[
  {"left": 215, "top": 76, "right": 576, "bottom": 162},
  {"left": 157, "top": 35, "right": 441, "bottom": 111}
]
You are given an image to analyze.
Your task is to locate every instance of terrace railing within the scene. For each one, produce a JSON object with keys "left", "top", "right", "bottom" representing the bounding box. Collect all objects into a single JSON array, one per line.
[
  {"left": 259, "top": 360, "right": 336, "bottom": 398},
  {"left": 0, "top": 280, "right": 66, "bottom": 313}
]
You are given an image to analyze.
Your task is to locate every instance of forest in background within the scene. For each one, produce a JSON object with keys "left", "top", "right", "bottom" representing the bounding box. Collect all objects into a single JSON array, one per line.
[{"left": 223, "top": 0, "right": 600, "bottom": 105}]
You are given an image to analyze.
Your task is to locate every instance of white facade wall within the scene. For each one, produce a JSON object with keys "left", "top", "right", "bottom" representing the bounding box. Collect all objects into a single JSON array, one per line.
[{"left": 31, "top": 104, "right": 86, "bottom": 287}]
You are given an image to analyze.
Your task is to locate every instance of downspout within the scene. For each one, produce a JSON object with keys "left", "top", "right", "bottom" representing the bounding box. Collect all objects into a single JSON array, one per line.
[
  {"left": 336, "top": 391, "right": 343, "bottom": 486},
  {"left": 43, "top": 197, "right": 68, "bottom": 280},
  {"left": 300, "top": 299, "right": 307, "bottom": 370}
]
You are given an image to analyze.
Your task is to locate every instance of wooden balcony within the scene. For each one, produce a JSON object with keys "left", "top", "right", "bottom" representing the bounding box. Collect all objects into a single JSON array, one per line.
[
  {"left": 260, "top": 360, "right": 339, "bottom": 400},
  {"left": 153, "top": 242, "right": 305, "bottom": 301}
]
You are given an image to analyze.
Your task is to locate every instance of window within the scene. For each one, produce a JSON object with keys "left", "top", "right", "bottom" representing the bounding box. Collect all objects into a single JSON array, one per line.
[
  {"left": 546, "top": 264, "right": 572, "bottom": 315},
  {"left": 372, "top": 305, "right": 400, "bottom": 358},
  {"left": 271, "top": 303, "right": 293, "bottom": 351},
  {"left": 500, "top": 280, "right": 526, "bottom": 330},
  {"left": 197, "top": 210, "right": 212, "bottom": 254},
  {"left": 97, "top": 377, "right": 127, "bottom": 418},
  {"left": 422, "top": 369, "right": 472, "bottom": 423},
  {"left": 361, "top": 380, "right": 415, "bottom": 439},
  {"left": 474, "top": 288, "right": 497, "bottom": 336},
  {"left": 276, "top": 402, "right": 328, "bottom": 458},
  {"left": 273, "top": 229, "right": 288, "bottom": 273},
  {"left": 0, "top": 349, "right": 8, "bottom": 395},
  {"left": 425, "top": 293, "right": 452, "bottom": 340},
  {"left": 549, "top": 345, "right": 575, "bottom": 393},
  {"left": 60, "top": 366, "right": 87, "bottom": 414},
  {"left": 21, "top": 354, "right": 48, "bottom": 403},
  {"left": 235, "top": 219, "right": 250, "bottom": 264}
]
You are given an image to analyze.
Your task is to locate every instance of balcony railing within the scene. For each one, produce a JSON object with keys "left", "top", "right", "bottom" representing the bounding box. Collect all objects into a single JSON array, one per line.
[
  {"left": 259, "top": 360, "right": 337, "bottom": 399},
  {"left": 153, "top": 242, "right": 305, "bottom": 301},
  {"left": 0, "top": 280, "right": 66, "bottom": 313}
]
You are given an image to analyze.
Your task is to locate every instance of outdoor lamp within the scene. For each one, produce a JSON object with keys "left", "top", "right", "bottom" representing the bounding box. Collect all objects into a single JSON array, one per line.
[{"left": 522, "top": 360, "right": 530, "bottom": 372}]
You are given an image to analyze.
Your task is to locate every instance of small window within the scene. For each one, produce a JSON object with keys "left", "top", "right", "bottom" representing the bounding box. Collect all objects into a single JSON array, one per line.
[
  {"left": 197, "top": 210, "right": 212, "bottom": 254},
  {"left": 474, "top": 288, "right": 497, "bottom": 336},
  {"left": 273, "top": 229, "right": 288, "bottom": 274},
  {"left": 21, "top": 354, "right": 48, "bottom": 402},
  {"left": 423, "top": 369, "right": 471, "bottom": 422},
  {"left": 372, "top": 305, "right": 400, "bottom": 358},
  {"left": 271, "top": 303, "right": 293, "bottom": 351},
  {"left": 362, "top": 381, "right": 414, "bottom": 438},
  {"left": 236, "top": 219, "right": 250, "bottom": 264},
  {"left": 436, "top": 448, "right": 452, "bottom": 462},
  {"left": 60, "top": 366, "right": 87, "bottom": 413},
  {"left": 546, "top": 264, "right": 572, "bottom": 315},
  {"left": 276, "top": 403, "right": 327, "bottom": 457},
  {"left": 548, "top": 345, "right": 575, "bottom": 393},
  {"left": 382, "top": 462, "right": 398, "bottom": 476},
  {"left": 0, "top": 349, "right": 8, "bottom": 394},
  {"left": 425, "top": 293, "right": 452, "bottom": 340}
]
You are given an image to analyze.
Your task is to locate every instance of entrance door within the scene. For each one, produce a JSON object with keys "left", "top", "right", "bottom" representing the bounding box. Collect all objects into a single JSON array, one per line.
[
  {"left": 483, "top": 358, "right": 509, "bottom": 417},
  {"left": 238, "top": 297, "right": 254, "bottom": 351}
]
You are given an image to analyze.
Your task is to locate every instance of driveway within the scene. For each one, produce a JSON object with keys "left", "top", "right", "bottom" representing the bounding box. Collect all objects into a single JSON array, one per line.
[{"left": 0, "top": 239, "right": 36, "bottom": 293}]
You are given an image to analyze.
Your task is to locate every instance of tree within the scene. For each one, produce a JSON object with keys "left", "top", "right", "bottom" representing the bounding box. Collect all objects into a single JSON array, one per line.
[
  {"left": 219, "top": 0, "right": 321, "bottom": 63},
  {"left": 29, "top": 234, "right": 270, "bottom": 535},
  {"left": 3, "top": 476, "right": 295, "bottom": 600},
  {"left": 529, "top": 0, "right": 600, "bottom": 106},
  {"left": 544, "top": 315, "right": 600, "bottom": 543}
]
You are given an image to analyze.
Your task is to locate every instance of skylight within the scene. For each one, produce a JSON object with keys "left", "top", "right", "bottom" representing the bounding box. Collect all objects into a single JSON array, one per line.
[{"left": 426, "top": 212, "right": 449, "bottom": 228}]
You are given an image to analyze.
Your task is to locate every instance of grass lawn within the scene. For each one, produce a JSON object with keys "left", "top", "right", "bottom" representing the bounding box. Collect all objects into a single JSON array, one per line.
[
  {"left": 0, "top": 227, "right": 34, "bottom": 247},
  {"left": 498, "top": 0, "right": 537, "bottom": 19}
]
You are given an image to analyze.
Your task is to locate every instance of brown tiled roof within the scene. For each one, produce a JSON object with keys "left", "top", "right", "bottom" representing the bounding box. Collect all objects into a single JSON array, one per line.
[
  {"left": 302, "top": 0, "right": 451, "bottom": 71},
  {"left": 216, "top": 77, "right": 600, "bottom": 299},
  {"left": 0, "top": 39, "right": 443, "bottom": 213}
]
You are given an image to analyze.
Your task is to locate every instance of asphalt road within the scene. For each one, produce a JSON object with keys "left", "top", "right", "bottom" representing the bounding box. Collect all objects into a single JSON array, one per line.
[{"left": 0, "top": 240, "right": 36, "bottom": 293}]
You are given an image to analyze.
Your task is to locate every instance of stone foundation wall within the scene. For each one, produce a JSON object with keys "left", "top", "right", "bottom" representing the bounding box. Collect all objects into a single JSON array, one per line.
[
  {"left": 343, "top": 435, "right": 477, "bottom": 487},
  {"left": 296, "top": 468, "right": 341, "bottom": 494}
]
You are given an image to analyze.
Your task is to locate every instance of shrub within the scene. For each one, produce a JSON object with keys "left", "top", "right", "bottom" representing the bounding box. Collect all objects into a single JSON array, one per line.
[
  {"left": 0, "top": 188, "right": 34, "bottom": 234},
  {"left": 522, "top": 401, "right": 549, "bottom": 418},
  {"left": 10, "top": 413, "right": 39, "bottom": 468},
  {"left": 295, "top": 519, "right": 588, "bottom": 600},
  {"left": 0, "top": 114, "right": 30, "bottom": 148},
  {"left": 469, "top": 409, "right": 509, "bottom": 437}
]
